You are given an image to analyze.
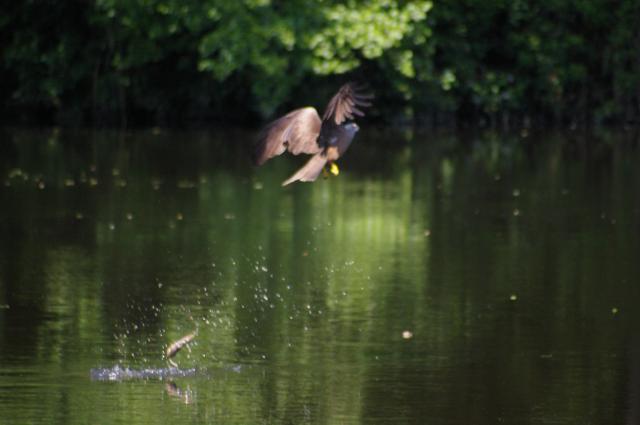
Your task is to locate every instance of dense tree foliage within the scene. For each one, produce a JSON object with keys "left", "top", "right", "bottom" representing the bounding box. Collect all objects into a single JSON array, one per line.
[{"left": 1, "top": 0, "right": 638, "bottom": 127}]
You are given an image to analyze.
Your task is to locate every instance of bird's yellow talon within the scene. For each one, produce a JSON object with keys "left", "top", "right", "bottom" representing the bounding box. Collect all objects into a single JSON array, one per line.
[{"left": 330, "top": 163, "right": 340, "bottom": 176}]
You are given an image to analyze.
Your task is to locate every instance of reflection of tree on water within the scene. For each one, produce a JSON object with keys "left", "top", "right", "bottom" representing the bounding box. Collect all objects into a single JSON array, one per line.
[
  {"left": 1, "top": 129, "right": 640, "bottom": 424},
  {"left": 628, "top": 336, "right": 640, "bottom": 425}
]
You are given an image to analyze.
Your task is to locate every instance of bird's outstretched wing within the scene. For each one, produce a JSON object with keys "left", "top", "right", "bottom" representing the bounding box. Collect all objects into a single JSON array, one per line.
[
  {"left": 253, "top": 107, "right": 322, "bottom": 166},
  {"left": 281, "top": 152, "right": 328, "bottom": 186},
  {"left": 322, "top": 83, "right": 374, "bottom": 125}
]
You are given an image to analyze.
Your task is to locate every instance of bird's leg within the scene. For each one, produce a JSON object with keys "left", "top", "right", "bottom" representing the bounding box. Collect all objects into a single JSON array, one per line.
[{"left": 329, "top": 162, "right": 340, "bottom": 176}]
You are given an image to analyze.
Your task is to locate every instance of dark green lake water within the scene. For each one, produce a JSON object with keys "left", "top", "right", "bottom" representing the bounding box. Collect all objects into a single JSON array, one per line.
[{"left": 0, "top": 128, "right": 639, "bottom": 424}]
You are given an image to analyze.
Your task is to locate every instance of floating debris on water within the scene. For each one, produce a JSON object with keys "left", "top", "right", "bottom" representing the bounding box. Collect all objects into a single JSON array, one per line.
[
  {"left": 509, "top": 294, "right": 518, "bottom": 301},
  {"left": 424, "top": 229, "right": 431, "bottom": 237},
  {"left": 402, "top": 330, "right": 413, "bottom": 340},
  {"left": 611, "top": 307, "right": 619, "bottom": 315}
]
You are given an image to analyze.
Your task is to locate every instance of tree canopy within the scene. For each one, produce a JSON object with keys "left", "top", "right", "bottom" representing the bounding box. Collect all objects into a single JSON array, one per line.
[{"left": 1, "top": 0, "right": 638, "bottom": 127}]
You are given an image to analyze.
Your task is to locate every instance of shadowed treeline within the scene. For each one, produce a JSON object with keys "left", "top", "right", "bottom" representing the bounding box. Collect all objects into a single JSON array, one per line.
[{"left": 1, "top": 0, "right": 639, "bottom": 128}]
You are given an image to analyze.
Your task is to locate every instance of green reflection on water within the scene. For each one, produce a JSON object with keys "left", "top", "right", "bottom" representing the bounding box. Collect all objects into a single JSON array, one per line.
[{"left": 0, "top": 128, "right": 639, "bottom": 425}]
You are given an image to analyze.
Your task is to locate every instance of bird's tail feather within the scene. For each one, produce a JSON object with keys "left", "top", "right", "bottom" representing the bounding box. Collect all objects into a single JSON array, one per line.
[{"left": 282, "top": 154, "right": 327, "bottom": 186}]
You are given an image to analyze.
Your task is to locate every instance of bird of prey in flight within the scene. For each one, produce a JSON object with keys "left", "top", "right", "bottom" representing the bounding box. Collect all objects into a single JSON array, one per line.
[{"left": 253, "top": 83, "right": 373, "bottom": 186}]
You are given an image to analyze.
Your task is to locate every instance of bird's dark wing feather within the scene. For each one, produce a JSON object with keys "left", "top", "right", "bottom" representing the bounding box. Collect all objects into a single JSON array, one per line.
[
  {"left": 253, "top": 107, "right": 322, "bottom": 166},
  {"left": 322, "top": 83, "right": 374, "bottom": 125}
]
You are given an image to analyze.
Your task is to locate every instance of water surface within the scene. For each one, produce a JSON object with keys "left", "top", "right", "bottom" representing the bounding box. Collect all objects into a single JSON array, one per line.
[{"left": 0, "top": 128, "right": 639, "bottom": 424}]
